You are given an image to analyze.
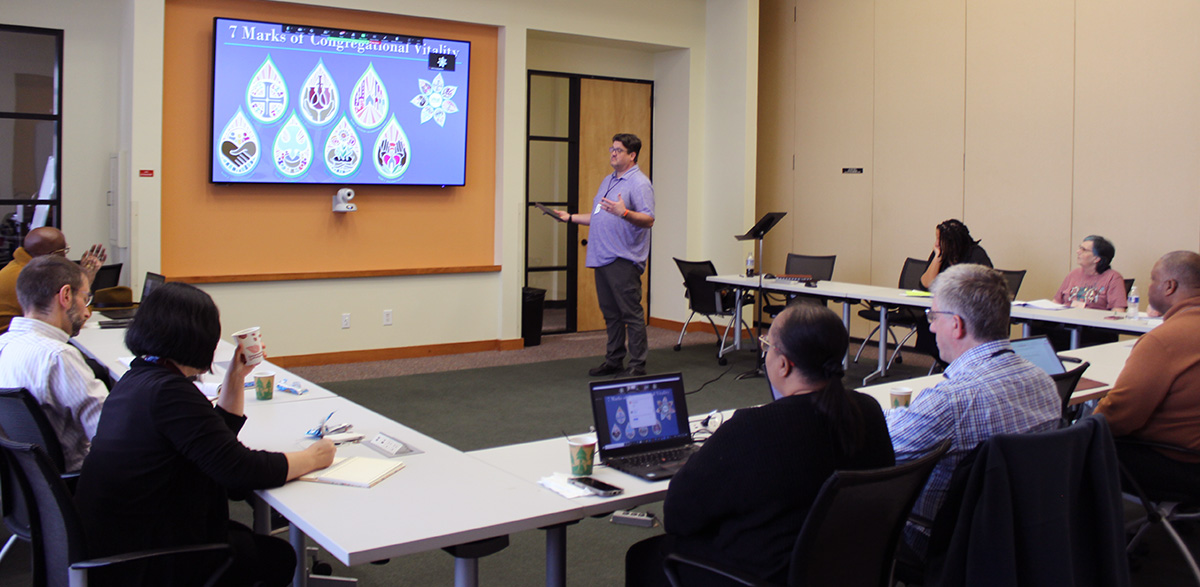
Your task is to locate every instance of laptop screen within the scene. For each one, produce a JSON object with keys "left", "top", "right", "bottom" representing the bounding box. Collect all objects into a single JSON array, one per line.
[
  {"left": 1010, "top": 335, "right": 1065, "bottom": 375},
  {"left": 141, "top": 272, "right": 166, "bottom": 303},
  {"left": 590, "top": 373, "right": 691, "bottom": 457}
]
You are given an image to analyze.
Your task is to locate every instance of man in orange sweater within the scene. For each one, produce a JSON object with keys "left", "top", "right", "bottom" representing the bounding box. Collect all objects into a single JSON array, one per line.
[{"left": 1096, "top": 250, "right": 1200, "bottom": 496}]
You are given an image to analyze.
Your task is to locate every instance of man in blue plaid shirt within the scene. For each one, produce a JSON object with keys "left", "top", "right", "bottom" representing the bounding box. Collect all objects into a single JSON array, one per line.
[{"left": 887, "top": 263, "right": 1059, "bottom": 557}]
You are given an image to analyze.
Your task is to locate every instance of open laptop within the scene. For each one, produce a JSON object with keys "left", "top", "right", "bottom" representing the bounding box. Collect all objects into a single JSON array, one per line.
[
  {"left": 589, "top": 372, "right": 699, "bottom": 481},
  {"left": 99, "top": 272, "right": 166, "bottom": 321},
  {"left": 1010, "top": 335, "right": 1106, "bottom": 391}
]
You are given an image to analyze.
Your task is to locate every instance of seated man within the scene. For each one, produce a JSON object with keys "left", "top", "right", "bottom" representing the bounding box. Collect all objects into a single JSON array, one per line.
[
  {"left": 0, "top": 255, "right": 108, "bottom": 471},
  {"left": 0, "top": 226, "right": 106, "bottom": 333},
  {"left": 1095, "top": 250, "right": 1200, "bottom": 496},
  {"left": 624, "top": 303, "right": 894, "bottom": 586},
  {"left": 887, "top": 263, "right": 1060, "bottom": 557}
]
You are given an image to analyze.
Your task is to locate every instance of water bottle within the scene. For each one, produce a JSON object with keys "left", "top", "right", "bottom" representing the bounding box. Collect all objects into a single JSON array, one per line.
[
  {"left": 1126, "top": 286, "right": 1139, "bottom": 320},
  {"left": 746, "top": 252, "right": 755, "bottom": 277}
]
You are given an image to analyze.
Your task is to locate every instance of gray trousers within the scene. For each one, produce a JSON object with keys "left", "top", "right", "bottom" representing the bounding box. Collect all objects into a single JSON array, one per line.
[{"left": 594, "top": 258, "right": 648, "bottom": 370}]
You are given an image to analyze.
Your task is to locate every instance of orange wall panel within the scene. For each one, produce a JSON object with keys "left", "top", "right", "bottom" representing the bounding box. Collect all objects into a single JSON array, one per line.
[{"left": 162, "top": 0, "right": 498, "bottom": 280}]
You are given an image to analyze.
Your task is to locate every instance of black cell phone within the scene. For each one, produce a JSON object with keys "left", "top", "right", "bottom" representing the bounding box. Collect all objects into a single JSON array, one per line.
[{"left": 568, "top": 476, "right": 623, "bottom": 497}]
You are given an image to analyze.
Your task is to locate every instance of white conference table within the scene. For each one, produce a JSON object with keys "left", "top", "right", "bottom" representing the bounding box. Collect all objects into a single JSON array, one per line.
[
  {"left": 855, "top": 339, "right": 1136, "bottom": 410},
  {"left": 70, "top": 320, "right": 652, "bottom": 587},
  {"left": 708, "top": 274, "right": 1158, "bottom": 383}
]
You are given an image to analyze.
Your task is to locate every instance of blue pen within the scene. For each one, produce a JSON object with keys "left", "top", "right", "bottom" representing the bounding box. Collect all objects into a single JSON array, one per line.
[{"left": 306, "top": 411, "right": 336, "bottom": 438}]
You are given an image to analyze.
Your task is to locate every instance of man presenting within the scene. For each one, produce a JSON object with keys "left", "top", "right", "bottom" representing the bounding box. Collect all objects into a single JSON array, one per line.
[
  {"left": 1096, "top": 250, "right": 1200, "bottom": 496},
  {"left": 0, "top": 226, "right": 106, "bottom": 333},
  {"left": 554, "top": 133, "right": 655, "bottom": 377},
  {"left": 0, "top": 255, "right": 108, "bottom": 471},
  {"left": 886, "top": 264, "right": 1060, "bottom": 556}
]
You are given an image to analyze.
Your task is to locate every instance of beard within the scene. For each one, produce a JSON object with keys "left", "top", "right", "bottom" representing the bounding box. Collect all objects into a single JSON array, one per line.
[{"left": 66, "top": 304, "right": 86, "bottom": 337}]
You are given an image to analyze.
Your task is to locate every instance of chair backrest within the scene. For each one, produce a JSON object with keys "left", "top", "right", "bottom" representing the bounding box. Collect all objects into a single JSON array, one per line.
[
  {"left": 673, "top": 258, "right": 723, "bottom": 316},
  {"left": 0, "top": 388, "right": 67, "bottom": 473},
  {"left": 1123, "top": 278, "right": 1134, "bottom": 296},
  {"left": 784, "top": 254, "right": 836, "bottom": 281},
  {"left": 897, "top": 257, "right": 929, "bottom": 290},
  {"left": 788, "top": 439, "right": 952, "bottom": 587},
  {"left": 90, "top": 263, "right": 122, "bottom": 291},
  {"left": 1051, "top": 361, "right": 1090, "bottom": 421},
  {"left": 0, "top": 435, "right": 89, "bottom": 587},
  {"left": 997, "top": 269, "right": 1026, "bottom": 299}
]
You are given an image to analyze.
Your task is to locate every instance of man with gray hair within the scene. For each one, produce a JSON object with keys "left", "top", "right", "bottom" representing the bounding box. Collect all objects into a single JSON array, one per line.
[
  {"left": 0, "top": 255, "right": 108, "bottom": 471},
  {"left": 887, "top": 263, "right": 1060, "bottom": 556},
  {"left": 1096, "top": 250, "right": 1200, "bottom": 496}
]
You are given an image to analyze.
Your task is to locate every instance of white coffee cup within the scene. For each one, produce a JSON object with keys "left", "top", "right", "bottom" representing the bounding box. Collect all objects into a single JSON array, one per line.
[{"left": 232, "top": 326, "right": 265, "bottom": 367}]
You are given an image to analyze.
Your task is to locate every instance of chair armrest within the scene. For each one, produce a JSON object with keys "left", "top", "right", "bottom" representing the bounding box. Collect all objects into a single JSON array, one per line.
[
  {"left": 663, "top": 553, "right": 778, "bottom": 587},
  {"left": 1058, "top": 355, "right": 1084, "bottom": 364},
  {"left": 70, "top": 542, "right": 232, "bottom": 570}
]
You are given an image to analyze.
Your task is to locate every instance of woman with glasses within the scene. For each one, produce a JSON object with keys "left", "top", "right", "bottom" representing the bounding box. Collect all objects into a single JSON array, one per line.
[
  {"left": 1054, "top": 235, "right": 1126, "bottom": 310},
  {"left": 76, "top": 282, "right": 336, "bottom": 586},
  {"left": 625, "top": 303, "right": 894, "bottom": 586}
]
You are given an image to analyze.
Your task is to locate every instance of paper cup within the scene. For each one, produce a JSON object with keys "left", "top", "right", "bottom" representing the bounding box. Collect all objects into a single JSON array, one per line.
[
  {"left": 890, "top": 387, "right": 913, "bottom": 409},
  {"left": 232, "top": 326, "right": 264, "bottom": 367},
  {"left": 567, "top": 433, "right": 597, "bottom": 476},
  {"left": 254, "top": 371, "right": 275, "bottom": 401}
]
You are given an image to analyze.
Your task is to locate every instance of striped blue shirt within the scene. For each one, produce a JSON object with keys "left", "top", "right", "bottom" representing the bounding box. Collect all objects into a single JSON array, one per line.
[
  {"left": 0, "top": 317, "right": 108, "bottom": 471},
  {"left": 886, "top": 338, "right": 1059, "bottom": 553}
]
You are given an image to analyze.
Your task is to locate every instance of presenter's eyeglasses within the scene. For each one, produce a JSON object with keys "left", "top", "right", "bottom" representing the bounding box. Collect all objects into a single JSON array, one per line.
[{"left": 609, "top": 147, "right": 628, "bottom": 154}]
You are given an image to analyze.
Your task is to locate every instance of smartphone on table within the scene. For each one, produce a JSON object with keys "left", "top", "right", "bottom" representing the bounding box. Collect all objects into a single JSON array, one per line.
[{"left": 568, "top": 476, "right": 623, "bottom": 497}]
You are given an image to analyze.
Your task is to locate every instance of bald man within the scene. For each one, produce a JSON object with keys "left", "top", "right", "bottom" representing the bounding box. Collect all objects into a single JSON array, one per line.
[
  {"left": 0, "top": 227, "right": 106, "bottom": 333},
  {"left": 1096, "top": 250, "right": 1200, "bottom": 496}
]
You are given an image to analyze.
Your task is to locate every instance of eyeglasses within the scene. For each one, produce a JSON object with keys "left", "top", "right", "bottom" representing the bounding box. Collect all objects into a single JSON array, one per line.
[
  {"left": 608, "top": 147, "right": 627, "bottom": 154},
  {"left": 84, "top": 293, "right": 93, "bottom": 306},
  {"left": 758, "top": 334, "right": 772, "bottom": 357},
  {"left": 50, "top": 246, "right": 70, "bottom": 257},
  {"left": 924, "top": 309, "right": 958, "bottom": 324}
]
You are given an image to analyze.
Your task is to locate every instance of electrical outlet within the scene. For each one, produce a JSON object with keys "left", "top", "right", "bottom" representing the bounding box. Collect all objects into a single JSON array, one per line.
[
  {"left": 341, "top": 313, "right": 351, "bottom": 329},
  {"left": 383, "top": 309, "right": 393, "bottom": 326}
]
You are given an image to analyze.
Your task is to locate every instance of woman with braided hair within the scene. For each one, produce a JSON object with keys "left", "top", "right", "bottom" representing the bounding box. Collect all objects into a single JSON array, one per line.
[
  {"left": 920, "top": 218, "right": 992, "bottom": 289},
  {"left": 624, "top": 303, "right": 894, "bottom": 586}
]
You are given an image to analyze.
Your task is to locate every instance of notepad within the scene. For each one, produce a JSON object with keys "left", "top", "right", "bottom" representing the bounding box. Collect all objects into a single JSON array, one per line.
[{"left": 299, "top": 457, "right": 405, "bottom": 488}]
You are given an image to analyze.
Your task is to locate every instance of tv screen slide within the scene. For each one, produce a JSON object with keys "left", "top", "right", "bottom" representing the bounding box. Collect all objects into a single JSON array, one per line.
[{"left": 211, "top": 17, "right": 471, "bottom": 186}]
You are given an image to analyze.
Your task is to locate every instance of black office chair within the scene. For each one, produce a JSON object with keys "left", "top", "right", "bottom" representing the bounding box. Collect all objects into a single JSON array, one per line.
[
  {"left": 1050, "top": 361, "right": 1089, "bottom": 426},
  {"left": 672, "top": 258, "right": 754, "bottom": 366},
  {"left": 996, "top": 268, "right": 1026, "bottom": 300},
  {"left": 762, "top": 254, "right": 836, "bottom": 317},
  {"left": 853, "top": 257, "right": 927, "bottom": 369},
  {"left": 662, "top": 440, "right": 951, "bottom": 587},
  {"left": 1116, "top": 439, "right": 1200, "bottom": 585},
  {"left": 0, "top": 434, "right": 233, "bottom": 587},
  {"left": 1123, "top": 278, "right": 1134, "bottom": 297},
  {"left": 0, "top": 388, "right": 74, "bottom": 568},
  {"left": 89, "top": 263, "right": 122, "bottom": 291}
]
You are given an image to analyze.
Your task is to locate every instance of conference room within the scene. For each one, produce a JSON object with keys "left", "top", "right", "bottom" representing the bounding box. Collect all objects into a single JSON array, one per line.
[{"left": 2, "top": 0, "right": 1199, "bottom": 585}]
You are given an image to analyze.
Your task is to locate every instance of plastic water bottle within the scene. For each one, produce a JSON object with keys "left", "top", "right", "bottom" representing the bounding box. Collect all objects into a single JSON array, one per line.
[
  {"left": 746, "top": 252, "right": 755, "bottom": 277},
  {"left": 1126, "top": 286, "right": 1139, "bottom": 320}
]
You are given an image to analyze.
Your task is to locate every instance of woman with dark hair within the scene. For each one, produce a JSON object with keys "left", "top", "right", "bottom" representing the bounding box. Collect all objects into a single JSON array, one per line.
[
  {"left": 75, "top": 282, "right": 335, "bottom": 586},
  {"left": 625, "top": 303, "right": 894, "bottom": 586},
  {"left": 920, "top": 218, "right": 992, "bottom": 289},
  {"left": 1054, "top": 235, "right": 1126, "bottom": 310}
]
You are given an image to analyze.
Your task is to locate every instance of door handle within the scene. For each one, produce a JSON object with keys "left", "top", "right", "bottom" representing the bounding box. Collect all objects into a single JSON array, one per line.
[{"left": 581, "top": 239, "right": 588, "bottom": 246}]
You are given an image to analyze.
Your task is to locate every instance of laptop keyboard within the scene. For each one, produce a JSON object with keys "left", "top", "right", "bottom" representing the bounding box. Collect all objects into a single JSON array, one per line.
[{"left": 612, "top": 446, "right": 695, "bottom": 469}]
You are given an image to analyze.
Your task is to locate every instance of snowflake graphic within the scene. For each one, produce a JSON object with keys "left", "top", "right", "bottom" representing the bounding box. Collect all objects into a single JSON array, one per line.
[
  {"left": 410, "top": 73, "right": 459, "bottom": 127},
  {"left": 437, "top": 56, "right": 448, "bottom": 68}
]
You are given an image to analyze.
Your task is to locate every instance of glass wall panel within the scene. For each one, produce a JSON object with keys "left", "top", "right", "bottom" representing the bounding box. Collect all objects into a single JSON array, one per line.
[
  {"left": 0, "top": 118, "right": 59, "bottom": 200},
  {"left": 528, "top": 75, "right": 569, "bottom": 137},
  {"left": 527, "top": 140, "right": 569, "bottom": 203},
  {"left": 0, "top": 30, "right": 59, "bottom": 114}
]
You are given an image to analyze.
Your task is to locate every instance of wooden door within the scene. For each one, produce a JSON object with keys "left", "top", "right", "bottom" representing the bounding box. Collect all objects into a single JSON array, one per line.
[{"left": 577, "top": 79, "right": 653, "bottom": 331}]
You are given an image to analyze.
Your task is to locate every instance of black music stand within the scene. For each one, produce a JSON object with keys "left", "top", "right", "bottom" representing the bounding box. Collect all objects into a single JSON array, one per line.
[{"left": 734, "top": 212, "right": 786, "bottom": 380}]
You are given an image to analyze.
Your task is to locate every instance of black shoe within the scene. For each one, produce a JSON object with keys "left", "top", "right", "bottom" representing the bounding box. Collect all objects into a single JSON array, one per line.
[
  {"left": 623, "top": 367, "right": 647, "bottom": 377},
  {"left": 588, "top": 362, "right": 624, "bottom": 377}
]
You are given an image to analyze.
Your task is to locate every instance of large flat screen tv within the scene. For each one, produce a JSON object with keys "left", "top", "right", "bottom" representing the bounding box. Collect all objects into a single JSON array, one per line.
[{"left": 210, "top": 17, "right": 471, "bottom": 186}]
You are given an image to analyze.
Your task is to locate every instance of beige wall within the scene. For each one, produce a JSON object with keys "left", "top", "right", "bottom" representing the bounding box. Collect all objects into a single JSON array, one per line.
[{"left": 761, "top": 0, "right": 1200, "bottom": 311}]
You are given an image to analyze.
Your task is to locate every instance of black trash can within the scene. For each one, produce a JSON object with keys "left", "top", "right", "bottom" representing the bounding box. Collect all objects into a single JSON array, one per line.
[{"left": 521, "top": 287, "right": 547, "bottom": 347}]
